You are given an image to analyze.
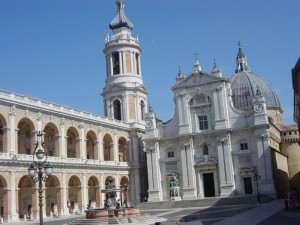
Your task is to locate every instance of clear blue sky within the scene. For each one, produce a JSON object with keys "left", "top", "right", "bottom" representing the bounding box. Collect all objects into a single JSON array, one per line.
[{"left": 0, "top": 0, "right": 299, "bottom": 124}]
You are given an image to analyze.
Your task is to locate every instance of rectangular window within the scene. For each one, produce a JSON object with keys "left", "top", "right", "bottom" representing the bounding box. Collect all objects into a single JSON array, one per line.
[
  {"left": 198, "top": 115, "right": 208, "bottom": 130},
  {"left": 240, "top": 143, "right": 248, "bottom": 150},
  {"left": 167, "top": 151, "right": 175, "bottom": 158}
]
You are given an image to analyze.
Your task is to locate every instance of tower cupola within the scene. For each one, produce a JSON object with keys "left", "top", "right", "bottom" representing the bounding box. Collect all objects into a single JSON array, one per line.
[
  {"left": 109, "top": 0, "right": 133, "bottom": 32},
  {"left": 235, "top": 41, "right": 250, "bottom": 73}
]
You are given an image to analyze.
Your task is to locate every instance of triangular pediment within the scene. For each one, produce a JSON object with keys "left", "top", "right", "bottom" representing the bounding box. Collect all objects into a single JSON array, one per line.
[
  {"left": 173, "top": 71, "right": 226, "bottom": 90},
  {"left": 195, "top": 156, "right": 218, "bottom": 165}
]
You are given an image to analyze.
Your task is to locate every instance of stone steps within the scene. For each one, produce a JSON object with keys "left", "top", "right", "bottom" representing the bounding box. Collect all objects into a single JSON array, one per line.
[
  {"left": 65, "top": 214, "right": 166, "bottom": 225},
  {"left": 137, "top": 195, "right": 274, "bottom": 210}
]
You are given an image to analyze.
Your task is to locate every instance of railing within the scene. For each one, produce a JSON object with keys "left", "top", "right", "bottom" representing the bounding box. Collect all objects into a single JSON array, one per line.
[
  {"left": 0, "top": 153, "right": 132, "bottom": 167},
  {"left": 0, "top": 89, "right": 130, "bottom": 128}
]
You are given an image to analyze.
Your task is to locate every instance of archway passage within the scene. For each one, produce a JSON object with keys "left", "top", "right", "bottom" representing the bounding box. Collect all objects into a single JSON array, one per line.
[
  {"left": 17, "top": 118, "right": 35, "bottom": 155},
  {"left": 203, "top": 173, "right": 215, "bottom": 197},
  {"left": 103, "top": 134, "right": 113, "bottom": 161},
  {"left": 120, "top": 177, "right": 130, "bottom": 207},
  {"left": 44, "top": 123, "right": 59, "bottom": 157},
  {"left": 0, "top": 176, "right": 8, "bottom": 222},
  {"left": 66, "top": 128, "right": 79, "bottom": 158},
  {"left": 118, "top": 137, "right": 128, "bottom": 162},
  {"left": 68, "top": 176, "right": 82, "bottom": 213},
  {"left": 18, "top": 176, "right": 34, "bottom": 219},
  {"left": 45, "top": 176, "right": 61, "bottom": 216},
  {"left": 88, "top": 176, "right": 99, "bottom": 209}
]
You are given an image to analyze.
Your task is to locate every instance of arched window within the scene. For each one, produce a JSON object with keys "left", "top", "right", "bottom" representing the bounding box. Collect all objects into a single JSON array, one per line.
[
  {"left": 203, "top": 144, "right": 209, "bottom": 155},
  {"left": 135, "top": 53, "right": 140, "bottom": 75},
  {"left": 113, "top": 100, "right": 122, "bottom": 120},
  {"left": 112, "top": 52, "right": 120, "bottom": 75}
]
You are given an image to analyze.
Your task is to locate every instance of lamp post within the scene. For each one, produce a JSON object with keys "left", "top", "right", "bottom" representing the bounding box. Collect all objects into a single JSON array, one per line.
[
  {"left": 253, "top": 169, "right": 261, "bottom": 203},
  {"left": 28, "top": 131, "right": 53, "bottom": 225}
]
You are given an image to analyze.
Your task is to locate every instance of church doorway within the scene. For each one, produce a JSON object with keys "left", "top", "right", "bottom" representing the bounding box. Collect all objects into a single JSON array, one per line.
[
  {"left": 243, "top": 177, "right": 253, "bottom": 194},
  {"left": 203, "top": 173, "right": 215, "bottom": 197}
]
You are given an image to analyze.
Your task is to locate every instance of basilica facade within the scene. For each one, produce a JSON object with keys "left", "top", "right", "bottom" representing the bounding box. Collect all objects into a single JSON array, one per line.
[
  {"left": 0, "top": 0, "right": 148, "bottom": 223},
  {"left": 144, "top": 45, "right": 297, "bottom": 201}
]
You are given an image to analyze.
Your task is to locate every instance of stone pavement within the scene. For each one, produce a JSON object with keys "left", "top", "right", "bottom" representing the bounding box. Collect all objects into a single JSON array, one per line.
[
  {"left": 5, "top": 199, "right": 300, "bottom": 225},
  {"left": 212, "top": 199, "right": 284, "bottom": 225}
]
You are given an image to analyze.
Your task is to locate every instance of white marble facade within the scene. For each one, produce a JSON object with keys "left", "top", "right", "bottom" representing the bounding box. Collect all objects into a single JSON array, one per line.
[{"left": 144, "top": 58, "right": 278, "bottom": 201}]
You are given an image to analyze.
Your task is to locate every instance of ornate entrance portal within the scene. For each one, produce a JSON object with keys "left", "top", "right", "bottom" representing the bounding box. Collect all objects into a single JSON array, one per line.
[{"left": 203, "top": 173, "right": 215, "bottom": 197}]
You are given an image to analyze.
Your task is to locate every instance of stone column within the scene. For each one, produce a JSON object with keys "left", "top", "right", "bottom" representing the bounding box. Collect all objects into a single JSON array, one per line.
[
  {"left": 37, "top": 112, "right": 43, "bottom": 131},
  {"left": 122, "top": 94, "right": 128, "bottom": 123},
  {"left": 114, "top": 133, "right": 118, "bottom": 162},
  {"left": 147, "top": 144, "right": 162, "bottom": 201},
  {"left": 59, "top": 120, "right": 66, "bottom": 159},
  {"left": 216, "top": 136, "right": 235, "bottom": 197},
  {"left": 115, "top": 176, "right": 121, "bottom": 200},
  {"left": 180, "top": 143, "right": 197, "bottom": 200},
  {"left": 82, "top": 174, "right": 87, "bottom": 211},
  {"left": 79, "top": 123, "right": 86, "bottom": 160},
  {"left": 9, "top": 171, "right": 18, "bottom": 222},
  {"left": 97, "top": 128, "right": 103, "bottom": 161},
  {"left": 100, "top": 176, "right": 105, "bottom": 207},
  {"left": 9, "top": 105, "right": 16, "bottom": 155},
  {"left": 62, "top": 173, "right": 69, "bottom": 215},
  {"left": 132, "top": 134, "right": 139, "bottom": 162},
  {"left": 134, "top": 172, "right": 141, "bottom": 203},
  {"left": 119, "top": 51, "right": 123, "bottom": 74}
]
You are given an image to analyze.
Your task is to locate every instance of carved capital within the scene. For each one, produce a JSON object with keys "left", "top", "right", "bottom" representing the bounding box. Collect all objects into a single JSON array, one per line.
[
  {"left": 37, "top": 112, "right": 42, "bottom": 121},
  {"left": 78, "top": 122, "right": 84, "bottom": 129},
  {"left": 9, "top": 105, "right": 16, "bottom": 116},
  {"left": 216, "top": 138, "right": 228, "bottom": 146}
]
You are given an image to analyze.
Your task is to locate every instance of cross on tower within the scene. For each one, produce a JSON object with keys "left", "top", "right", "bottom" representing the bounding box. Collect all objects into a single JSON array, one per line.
[{"left": 193, "top": 51, "right": 199, "bottom": 61}]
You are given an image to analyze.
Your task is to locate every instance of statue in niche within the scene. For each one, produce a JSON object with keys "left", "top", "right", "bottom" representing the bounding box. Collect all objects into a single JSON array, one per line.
[{"left": 169, "top": 174, "right": 178, "bottom": 187}]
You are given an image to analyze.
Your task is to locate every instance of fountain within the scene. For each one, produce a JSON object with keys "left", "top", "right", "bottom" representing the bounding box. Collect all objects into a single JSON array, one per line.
[{"left": 85, "top": 179, "right": 140, "bottom": 219}]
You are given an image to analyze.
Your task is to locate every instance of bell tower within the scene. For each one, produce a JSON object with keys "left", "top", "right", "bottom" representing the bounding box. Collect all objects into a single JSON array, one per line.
[{"left": 102, "top": 0, "right": 147, "bottom": 124}]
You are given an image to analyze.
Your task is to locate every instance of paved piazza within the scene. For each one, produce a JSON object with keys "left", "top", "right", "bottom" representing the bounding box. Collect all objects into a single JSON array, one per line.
[
  {"left": 6, "top": 200, "right": 300, "bottom": 225},
  {"left": 144, "top": 205, "right": 256, "bottom": 224}
]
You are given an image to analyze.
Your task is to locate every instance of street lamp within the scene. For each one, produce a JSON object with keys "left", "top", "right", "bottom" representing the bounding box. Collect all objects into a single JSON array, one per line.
[
  {"left": 27, "top": 131, "right": 53, "bottom": 225},
  {"left": 253, "top": 169, "right": 261, "bottom": 203}
]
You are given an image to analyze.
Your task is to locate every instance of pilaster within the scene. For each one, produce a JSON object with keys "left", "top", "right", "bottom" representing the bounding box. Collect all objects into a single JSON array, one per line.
[{"left": 216, "top": 136, "right": 235, "bottom": 197}]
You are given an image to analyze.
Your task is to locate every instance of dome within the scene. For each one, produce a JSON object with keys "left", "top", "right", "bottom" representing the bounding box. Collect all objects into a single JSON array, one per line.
[
  {"left": 230, "top": 71, "right": 281, "bottom": 109},
  {"left": 230, "top": 43, "right": 281, "bottom": 110}
]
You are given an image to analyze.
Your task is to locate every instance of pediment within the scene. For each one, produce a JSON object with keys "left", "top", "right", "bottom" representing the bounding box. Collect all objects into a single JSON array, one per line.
[
  {"left": 195, "top": 156, "right": 218, "bottom": 165},
  {"left": 239, "top": 166, "right": 254, "bottom": 176},
  {"left": 173, "top": 71, "right": 226, "bottom": 90}
]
